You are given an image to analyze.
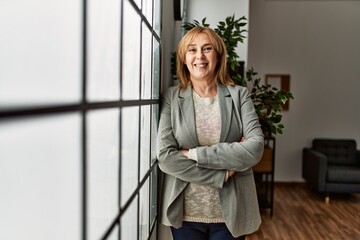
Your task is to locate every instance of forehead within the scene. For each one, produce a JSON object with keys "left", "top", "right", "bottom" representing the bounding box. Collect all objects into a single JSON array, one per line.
[{"left": 188, "top": 32, "right": 212, "bottom": 46}]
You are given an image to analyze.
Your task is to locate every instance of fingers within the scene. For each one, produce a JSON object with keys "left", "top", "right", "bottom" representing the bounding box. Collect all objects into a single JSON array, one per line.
[
  {"left": 179, "top": 149, "right": 189, "bottom": 157},
  {"left": 228, "top": 170, "right": 235, "bottom": 177}
]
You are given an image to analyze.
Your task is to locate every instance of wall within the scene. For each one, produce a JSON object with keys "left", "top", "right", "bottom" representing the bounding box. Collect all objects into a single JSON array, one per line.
[{"left": 248, "top": 0, "right": 360, "bottom": 181}]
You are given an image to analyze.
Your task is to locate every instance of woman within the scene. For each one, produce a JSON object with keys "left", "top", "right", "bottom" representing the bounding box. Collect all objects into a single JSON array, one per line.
[{"left": 157, "top": 26, "right": 264, "bottom": 240}]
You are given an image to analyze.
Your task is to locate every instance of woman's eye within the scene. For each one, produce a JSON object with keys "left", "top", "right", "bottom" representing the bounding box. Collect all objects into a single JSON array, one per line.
[
  {"left": 202, "top": 46, "right": 213, "bottom": 53},
  {"left": 188, "top": 48, "right": 196, "bottom": 53}
]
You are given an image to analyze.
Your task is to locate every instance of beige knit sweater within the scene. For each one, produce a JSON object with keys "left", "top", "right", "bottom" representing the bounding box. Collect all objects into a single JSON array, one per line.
[{"left": 183, "top": 91, "right": 224, "bottom": 223}]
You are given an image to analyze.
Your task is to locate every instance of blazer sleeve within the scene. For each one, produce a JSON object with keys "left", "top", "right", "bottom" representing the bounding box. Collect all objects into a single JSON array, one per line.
[
  {"left": 196, "top": 86, "right": 264, "bottom": 171},
  {"left": 156, "top": 87, "right": 227, "bottom": 188}
]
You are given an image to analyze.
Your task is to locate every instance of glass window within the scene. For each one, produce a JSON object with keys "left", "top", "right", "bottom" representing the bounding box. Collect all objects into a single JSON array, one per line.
[
  {"left": 105, "top": 225, "right": 119, "bottom": 240},
  {"left": 151, "top": 105, "right": 159, "bottom": 163},
  {"left": 153, "top": 0, "right": 161, "bottom": 36},
  {"left": 150, "top": 167, "right": 159, "bottom": 227},
  {"left": 122, "top": 0, "right": 141, "bottom": 100},
  {"left": 0, "top": 0, "right": 161, "bottom": 239},
  {"left": 121, "top": 196, "right": 138, "bottom": 239},
  {"left": 87, "top": 0, "right": 121, "bottom": 102},
  {"left": 141, "top": 24, "right": 153, "bottom": 100},
  {"left": 0, "top": 0, "right": 82, "bottom": 107},
  {"left": 143, "top": 0, "right": 153, "bottom": 25},
  {"left": 139, "top": 179, "right": 150, "bottom": 240},
  {"left": 152, "top": 38, "right": 161, "bottom": 99},
  {"left": 133, "top": 0, "right": 141, "bottom": 9},
  {"left": 0, "top": 115, "right": 82, "bottom": 240},
  {"left": 140, "top": 106, "right": 151, "bottom": 180},
  {"left": 121, "top": 106, "right": 139, "bottom": 207},
  {"left": 87, "top": 109, "right": 120, "bottom": 240}
]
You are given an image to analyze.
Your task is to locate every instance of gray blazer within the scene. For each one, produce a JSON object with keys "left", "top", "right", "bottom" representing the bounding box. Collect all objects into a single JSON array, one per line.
[{"left": 156, "top": 84, "right": 264, "bottom": 237}]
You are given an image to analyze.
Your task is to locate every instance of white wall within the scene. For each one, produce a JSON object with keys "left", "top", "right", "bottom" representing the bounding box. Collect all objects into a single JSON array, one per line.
[
  {"left": 248, "top": 0, "right": 360, "bottom": 181},
  {"left": 186, "top": 0, "right": 249, "bottom": 64}
]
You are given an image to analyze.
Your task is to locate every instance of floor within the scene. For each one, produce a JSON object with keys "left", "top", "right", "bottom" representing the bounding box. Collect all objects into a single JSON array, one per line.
[{"left": 246, "top": 183, "right": 360, "bottom": 240}]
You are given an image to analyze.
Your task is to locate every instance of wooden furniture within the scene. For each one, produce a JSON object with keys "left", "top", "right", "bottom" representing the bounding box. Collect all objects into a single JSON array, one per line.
[{"left": 253, "top": 136, "right": 275, "bottom": 216}]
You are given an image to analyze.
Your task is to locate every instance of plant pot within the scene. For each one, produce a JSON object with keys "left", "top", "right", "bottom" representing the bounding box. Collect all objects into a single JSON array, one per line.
[{"left": 253, "top": 146, "right": 273, "bottom": 173}]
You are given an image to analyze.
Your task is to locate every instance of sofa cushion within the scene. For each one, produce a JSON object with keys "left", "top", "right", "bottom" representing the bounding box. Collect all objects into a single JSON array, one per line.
[
  {"left": 313, "top": 139, "right": 357, "bottom": 165},
  {"left": 327, "top": 166, "right": 360, "bottom": 183}
]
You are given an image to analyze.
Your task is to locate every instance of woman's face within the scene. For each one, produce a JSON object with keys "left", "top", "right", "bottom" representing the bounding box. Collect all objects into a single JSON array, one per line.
[{"left": 185, "top": 32, "right": 218, "bottom": 83}]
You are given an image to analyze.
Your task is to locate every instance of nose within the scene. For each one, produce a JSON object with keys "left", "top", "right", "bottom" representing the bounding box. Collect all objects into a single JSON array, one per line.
[{"left": 196, "top": 50, "right": 204, "bottom": 59}]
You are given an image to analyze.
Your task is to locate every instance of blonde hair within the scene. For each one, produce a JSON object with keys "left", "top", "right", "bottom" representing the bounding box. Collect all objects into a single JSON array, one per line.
[{"left": 176, "top": 26, "right": 235, "bottom": 89}]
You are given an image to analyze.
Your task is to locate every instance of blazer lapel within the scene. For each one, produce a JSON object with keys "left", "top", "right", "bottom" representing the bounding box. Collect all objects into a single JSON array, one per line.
[
  {"left": 178, "top": 86, "right": 199, "bottom": 146},
  {"left": 218, "top": 85, "right": 233, "bottom": 142},
  {"left": 177, "top": 85, "right": 233, "bottom": 145}
]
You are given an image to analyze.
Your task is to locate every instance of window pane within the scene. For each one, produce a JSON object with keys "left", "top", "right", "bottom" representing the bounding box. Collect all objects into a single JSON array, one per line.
[
  {"left": 0, "top": 114, "right": 81, "bottom": 240},
  {"left": 105, "top": 224, "right": 119, "bottom": 240},
  {"left": 122, "top": 1, "right": 140, "bottom": 100},
  {"left": 139, "top": 179, "right": 150, "bottom": 240},
  {"left": 151, "top": 104, "right": 159, "bottom": 164},
  {"left": 133, "top": 0, "right": 141, "bottom": 9},
  {"left": 150, "top": 226, "right": 157, "bottom": 240},
  {"left": 121, "top": 107, "right": 139, "bottom": 206},
  {"left": 0, "top": 0, "right": 81, "bottom": 108},
  {"left": 87, "top": 0, "right": 121, "bottom": 102},
  {"left": 140, "top": 106, "right": 151, "bottom": 180},
  {"left": 153, "top": 0, "right": 161, "bottom": 36},
  {"left": 87, "top": 109, "right": 119, "bottom": 240},
  {"left": 121, "top": 196, "right": 138, "bottom": 240},
  {"left": 143, "top": 0, "right": 153, "bottom": 26},
  {"left": 152, "top": 38, "right": 160, "bottom": 99},
  {"left": 150, "top": 167, "right": 158, "bottom": 228},
  {"left": 141, "top": 24, "right": 152, "bottom": 100}
]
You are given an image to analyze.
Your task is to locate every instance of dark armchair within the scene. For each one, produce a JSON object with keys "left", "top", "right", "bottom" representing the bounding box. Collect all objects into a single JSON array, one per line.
[{"left": 302, "top": 138, "right": 360, "bottom": 203}]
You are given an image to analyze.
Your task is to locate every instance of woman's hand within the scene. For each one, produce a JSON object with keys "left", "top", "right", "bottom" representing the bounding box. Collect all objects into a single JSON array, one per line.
[
  {"left": 183, "top": 138, "right": 246, "bottom": 181},
  {"left": 179, "top": 149, "right": 189, "bottom": 157},
  {"left": 228, "top": 170, "right": 235, "bottom": 177}
]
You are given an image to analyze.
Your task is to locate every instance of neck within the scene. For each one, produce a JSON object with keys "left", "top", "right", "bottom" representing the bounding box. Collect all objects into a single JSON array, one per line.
[{"left": 191, "top": 81, "right": 218, "bottom": 98}]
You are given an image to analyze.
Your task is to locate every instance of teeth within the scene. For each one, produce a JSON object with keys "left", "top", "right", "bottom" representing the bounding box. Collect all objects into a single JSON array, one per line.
[{"left": 196, "top": 63, "right": 207, "bottom": 67}]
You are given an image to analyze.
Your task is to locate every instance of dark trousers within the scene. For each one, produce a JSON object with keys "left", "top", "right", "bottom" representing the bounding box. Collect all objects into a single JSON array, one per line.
[{"left": 171, "top": 222, "right": 246, "bottom": 240}]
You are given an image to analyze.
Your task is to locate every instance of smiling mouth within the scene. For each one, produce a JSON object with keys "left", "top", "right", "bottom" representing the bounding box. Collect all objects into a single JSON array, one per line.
[{"left": 194, "top": 63, "right": 208, "bottom": 67}]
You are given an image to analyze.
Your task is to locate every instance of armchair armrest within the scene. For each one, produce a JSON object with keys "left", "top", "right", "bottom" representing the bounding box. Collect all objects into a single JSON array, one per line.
[{"left": 302, "top": 148, "right": 328, "bottom": 192}]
